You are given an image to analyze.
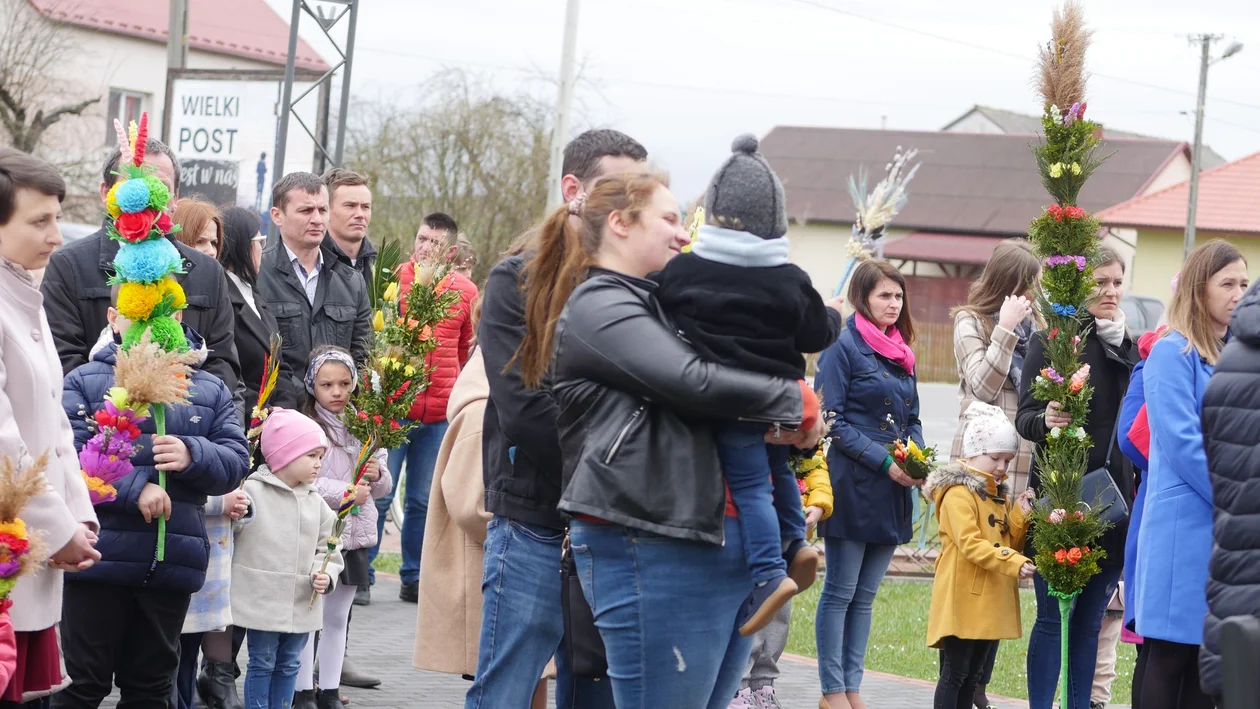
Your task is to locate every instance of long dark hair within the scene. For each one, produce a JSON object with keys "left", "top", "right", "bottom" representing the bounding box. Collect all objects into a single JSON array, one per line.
[
  {"left": 219, "top": 207, "right": 263, "bottom": 286},
  {"left": 848, "top": 260, "right": 916, "bottom": 345}
]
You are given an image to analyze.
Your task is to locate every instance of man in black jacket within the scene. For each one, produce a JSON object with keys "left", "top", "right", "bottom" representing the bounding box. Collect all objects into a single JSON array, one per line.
[
  {"left": 465, "top": 130, "right": 645, "bottom": 709},
  {"left": 41, "top": 139, "right": 245, "bottom": 418},
  {"left": 1201, "top": 280, "right": 1260, "bottom": 702},
  {"left": 321, "top": 167, "right": 377, "bottom": 280},
  {"left": 256, "top": 172, "right": 372, "bottom": 399}
]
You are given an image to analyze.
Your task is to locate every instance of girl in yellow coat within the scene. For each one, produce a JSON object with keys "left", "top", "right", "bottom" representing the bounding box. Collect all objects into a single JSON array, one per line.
[{"left": 925, "top": 402, "right": 1036, "bottom": 709}]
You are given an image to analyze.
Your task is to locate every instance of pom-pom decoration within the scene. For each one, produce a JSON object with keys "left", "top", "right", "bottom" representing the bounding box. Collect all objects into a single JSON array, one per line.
[
  {"left": 124, "top": 316, "right": 188, "bottom": 353},
  {"left": 114, "top": 178, "right": 151, "bottom": 214},
  {"left": 112, "top": 237, "right": 183, "bottom": 284},
  {"left": 105, "top": 111, "right": 190, "bottom": 563},
  {"left": 143, "top": 175, "right": 170, "bottom": 212}
]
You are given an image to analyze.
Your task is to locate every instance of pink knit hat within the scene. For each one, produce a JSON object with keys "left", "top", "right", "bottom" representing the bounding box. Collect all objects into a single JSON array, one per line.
[{"left": 261, "top": 408, "right": 327, "bottom": 473}]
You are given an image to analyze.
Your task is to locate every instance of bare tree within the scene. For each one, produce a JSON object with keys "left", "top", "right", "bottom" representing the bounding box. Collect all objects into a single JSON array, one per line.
[
  {"left": 346, "top": 70, "right": 552, "bottom": 284},
  {"left": 0, "top": 0, "right": 100, "bottom": 153}
]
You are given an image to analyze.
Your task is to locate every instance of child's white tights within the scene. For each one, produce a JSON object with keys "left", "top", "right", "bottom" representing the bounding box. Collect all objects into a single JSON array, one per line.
[{"left": 295, "top": 582, "right": 356, "bottom": 691}]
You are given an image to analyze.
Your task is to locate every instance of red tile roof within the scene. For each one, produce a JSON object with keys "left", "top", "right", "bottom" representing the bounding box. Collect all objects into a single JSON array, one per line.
[
  {"left": 28, "top": 0, "right": 328, "bottom": 72},
  {"left": 761, "top": 126, "right": 1189, "bottom": 236},
  {"left": 881, "top": 232, "right": 1004, "bottom": 265},
  {"left": 1097, "top": 152, "right": 1260, "bottom": 236}
]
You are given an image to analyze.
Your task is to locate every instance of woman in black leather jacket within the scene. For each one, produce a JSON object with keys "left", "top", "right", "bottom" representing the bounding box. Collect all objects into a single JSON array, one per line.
[{"left": 513, "top": 171, "right": 820, "bottom": 707}]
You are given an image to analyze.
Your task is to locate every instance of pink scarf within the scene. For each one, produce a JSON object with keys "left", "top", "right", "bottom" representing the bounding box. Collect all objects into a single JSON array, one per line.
[{"left": 854, "top": 313, "right": 916, "bottom": 375}]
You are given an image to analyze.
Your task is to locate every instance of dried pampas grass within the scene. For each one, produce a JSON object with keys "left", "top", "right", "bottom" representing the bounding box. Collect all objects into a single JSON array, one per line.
[
  {"left": 1037, "top": 1, "right": 1092, "bottom": 111},
  {"left": 113, "top": 331, "right": 199, "bottom": 407},
  {"left": 0, "top": 454, "right": 49, "bottom": 522}
]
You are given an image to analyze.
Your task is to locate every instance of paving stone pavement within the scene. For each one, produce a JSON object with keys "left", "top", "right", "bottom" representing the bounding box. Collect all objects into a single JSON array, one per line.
[{"left": 99, "top": 576, "right": 1128, "bottom": 709}]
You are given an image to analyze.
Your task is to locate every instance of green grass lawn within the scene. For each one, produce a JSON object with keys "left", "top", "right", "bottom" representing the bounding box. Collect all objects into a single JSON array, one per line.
[
  {"left": 786, "top": 577, "right": 1136, "bottom": 705},
  {"left": 372, "top": 551, "right": 402, "bottom": 576}
]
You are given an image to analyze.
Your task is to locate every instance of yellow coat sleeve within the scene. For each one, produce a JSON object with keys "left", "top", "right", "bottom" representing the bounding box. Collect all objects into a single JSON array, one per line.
[
  {"left": 938, "top": 488, "right": 1029, "bottom": 579},
  {"left": 801, "top": 452, "right": 834, "bottom": 520},
  {"left": 1008, "top": 501, "right": 1030, "bottom": 551}
]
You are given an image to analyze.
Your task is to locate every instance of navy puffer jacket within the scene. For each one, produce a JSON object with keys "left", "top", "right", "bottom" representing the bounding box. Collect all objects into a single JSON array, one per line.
[
  {"left": 1201, "top": 282, "right": 1260, "bottom": 696},
  {"left": 61, "top": 328, "right": 250, "bottom": 594}
]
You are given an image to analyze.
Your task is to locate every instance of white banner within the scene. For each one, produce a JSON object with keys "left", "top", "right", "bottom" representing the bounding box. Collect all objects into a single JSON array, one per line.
[{"left": 168, "top": 78, "right": 318, "bottom": 209}]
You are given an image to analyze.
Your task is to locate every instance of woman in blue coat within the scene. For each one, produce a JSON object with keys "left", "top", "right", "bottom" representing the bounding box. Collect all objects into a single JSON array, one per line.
[
  {"left": 1134, "top": 241, "right": 1249, "bottom": 709},
  {"left": 815, "top": 260, "right": 923, "bottom": 709}
]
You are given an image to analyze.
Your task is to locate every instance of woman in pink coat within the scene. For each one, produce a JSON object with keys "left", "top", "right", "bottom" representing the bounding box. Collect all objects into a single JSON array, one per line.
[{"left": 0, "top": 150, "right": 100, "bottom": 706}]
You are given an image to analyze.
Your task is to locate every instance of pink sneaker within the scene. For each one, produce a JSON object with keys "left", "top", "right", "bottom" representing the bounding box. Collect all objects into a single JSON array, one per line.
[
  {"left": 727, "top": 688, "right": 756, "bottom": 709},
  {"left": 751, "top": 686, "right": 784, "bottom": 709}
]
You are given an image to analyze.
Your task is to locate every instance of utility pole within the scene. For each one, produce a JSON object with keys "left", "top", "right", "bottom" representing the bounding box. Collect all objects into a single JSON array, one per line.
[
  {"left": 1183, "top": 34, "right": 1244, "bottom": 262},
  {"left": 167, "top": 0, "right": 188, "bottom": 70},
  {"left": 546, "top": 0, "right": 580, "bottom": 209},
  {"left": 1184, "top": 35, "right": 1214, "bottom": 261}
]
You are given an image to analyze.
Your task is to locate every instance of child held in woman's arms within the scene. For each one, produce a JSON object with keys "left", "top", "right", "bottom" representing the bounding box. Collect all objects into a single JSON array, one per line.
[
  {"left": 654, "top": 134, "right": 844, "bottom": 636},
  {"left": 231, "top": 408, "right": 344, "bottom": 709},
  {"left": 924, "top": 402, "right": 1036, "bottom": 709},
  {"left": 294, "top": 347, "right": 391, "bottom": 708}
]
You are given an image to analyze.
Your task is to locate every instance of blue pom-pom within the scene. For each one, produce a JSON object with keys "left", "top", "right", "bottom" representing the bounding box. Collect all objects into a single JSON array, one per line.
[
  {"left": 114, "top": 238, "right": 182, "bottom": 283},
  {"left": 115, "top": 179, "right": 152, "bottom": 214}
]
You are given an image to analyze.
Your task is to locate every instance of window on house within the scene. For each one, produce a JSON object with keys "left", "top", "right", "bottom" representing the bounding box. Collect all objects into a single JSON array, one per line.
[{"left": 105, "top": 89, "right": 147, "bottom": 145}]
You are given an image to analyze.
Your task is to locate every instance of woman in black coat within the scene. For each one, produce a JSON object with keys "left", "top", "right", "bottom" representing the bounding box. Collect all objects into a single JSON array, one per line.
[
  {"left": 1015, "top": 248, "right": 1138, "bottom": 709},
  {"left": 1201, "top": 280, "right": 1260, "bottom": 701},
  {"left": 219, "top": 208, "right": 298, "bottom": 416}
]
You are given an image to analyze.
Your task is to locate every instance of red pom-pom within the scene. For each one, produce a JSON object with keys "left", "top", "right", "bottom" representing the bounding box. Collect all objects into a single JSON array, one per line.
[{"left": 116, "top": 210, "right": 157, "bottom": 243}]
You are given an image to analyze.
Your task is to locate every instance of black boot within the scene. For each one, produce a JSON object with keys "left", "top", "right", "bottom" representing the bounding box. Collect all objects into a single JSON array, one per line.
[
  {"left": 292, "top": 689, "right": 318, "bottom": 709},
  {"left": 197, "top": 660, "right": 243, "bottom": 709},
  {"left": 316, "top": 689, "right": 342, "bottom": 709}
]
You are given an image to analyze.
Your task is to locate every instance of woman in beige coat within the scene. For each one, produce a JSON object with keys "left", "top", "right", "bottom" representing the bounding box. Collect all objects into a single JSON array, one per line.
[
  {"left": 947, "top": 238, "right": 1040, "bottom": 709},
  {"left": 0, "top": 149, "right": 100, "bottom": 703}
]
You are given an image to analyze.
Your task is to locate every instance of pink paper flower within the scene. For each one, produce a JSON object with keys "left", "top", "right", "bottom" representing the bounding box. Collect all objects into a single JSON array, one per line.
[{"left": 1049, "top": 509, "right": 1066, "bottom": 524}]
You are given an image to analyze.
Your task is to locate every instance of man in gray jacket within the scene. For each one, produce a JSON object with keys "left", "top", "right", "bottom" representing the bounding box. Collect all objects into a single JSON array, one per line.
[
  {"left": 41, "top": 139, "right": 245, "bottom": 417},
  {"left": 256, "top": 172, "right": 372, "bottom": 398}
]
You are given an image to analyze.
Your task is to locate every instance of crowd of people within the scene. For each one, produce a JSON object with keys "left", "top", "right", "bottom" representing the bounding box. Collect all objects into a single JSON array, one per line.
[{"left": 0, "top": 120, "right": 1255, "bottom": 709}]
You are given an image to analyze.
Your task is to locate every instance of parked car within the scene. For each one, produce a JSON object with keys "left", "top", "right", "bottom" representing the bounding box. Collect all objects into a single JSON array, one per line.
[{"left": 1122, "top": 294, "right": 1165, "bottom": 335}]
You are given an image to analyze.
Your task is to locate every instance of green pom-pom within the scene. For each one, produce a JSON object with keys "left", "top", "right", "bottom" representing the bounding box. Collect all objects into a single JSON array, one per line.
[
  {"left": 0, "top": 577, "right": 16, "bottom": 599},
  {"left": 123, "top": 316, "right": 187, "bottom": 352},
  {"left": 144, "top": 175, "right": 170, "bottom": 212}
]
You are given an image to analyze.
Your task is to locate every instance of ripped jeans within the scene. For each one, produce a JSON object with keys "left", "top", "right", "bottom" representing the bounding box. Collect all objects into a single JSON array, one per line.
[{"left": 569, "top": 517, "right": 754, "bottom": 709}]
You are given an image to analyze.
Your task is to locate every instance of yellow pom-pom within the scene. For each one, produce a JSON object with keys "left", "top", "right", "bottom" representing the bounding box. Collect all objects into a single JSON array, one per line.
[
  {"left": 0, "top": 520, "right": 27, "bottom": 539},
  {"left": 106, "top": 183, "right": 122, "bottom": 219},
  {"left": 158, "top": 277, "right": 186, "bottom": 309},
  {"left": 116, "top": 282, "right": 162, "bottom": 321}
]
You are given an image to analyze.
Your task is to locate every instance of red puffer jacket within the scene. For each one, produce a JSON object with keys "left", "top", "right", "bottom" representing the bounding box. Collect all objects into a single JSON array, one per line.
[{"left": 398, "top": 264, "right": 478, "bottom": 423}]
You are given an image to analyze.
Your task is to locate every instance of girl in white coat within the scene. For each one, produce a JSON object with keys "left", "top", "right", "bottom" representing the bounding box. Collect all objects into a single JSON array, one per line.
[{"left": 232, "top": 408, "right": 342, "bottom": 709}]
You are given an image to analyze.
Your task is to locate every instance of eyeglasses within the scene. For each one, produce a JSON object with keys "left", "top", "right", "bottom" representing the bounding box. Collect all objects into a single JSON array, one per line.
[{"left": 251, "top": 234, "right": 267, "bottom": 243}]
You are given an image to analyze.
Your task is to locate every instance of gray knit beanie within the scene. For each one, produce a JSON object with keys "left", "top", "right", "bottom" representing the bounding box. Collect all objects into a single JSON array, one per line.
[{"left": 703, "top": 134, "right": 788, "bottom": 240}]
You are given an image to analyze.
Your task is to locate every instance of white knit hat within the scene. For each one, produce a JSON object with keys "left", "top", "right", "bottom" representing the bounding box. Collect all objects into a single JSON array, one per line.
[{"left": 961, "top": 402, "right": 1020, "bottom": 459}]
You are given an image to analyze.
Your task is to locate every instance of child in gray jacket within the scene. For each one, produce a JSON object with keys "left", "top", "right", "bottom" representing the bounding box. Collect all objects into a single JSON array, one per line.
[{"left": 231, "top": 408, "right": 343, "bottom": 709}]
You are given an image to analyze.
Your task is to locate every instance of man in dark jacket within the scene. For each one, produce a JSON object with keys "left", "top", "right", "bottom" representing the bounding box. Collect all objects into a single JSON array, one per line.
[
  {"left": 56, "top": 308, "right": 249, "bottom": 709},
  {"left": 464, "top": 129, "right": 645, "bottom": 709},
  {"left": 256, "top": 172, "right": 372, "bottom": 398},
  {"left": 1201, "top": 281, "right": 1260, "bottom": 700},
  {"left": 41, "top": 140, "right": 245, "bottom": 418},
  {"left": 321, "top": 167, "right": 377, "bottom": 279}
]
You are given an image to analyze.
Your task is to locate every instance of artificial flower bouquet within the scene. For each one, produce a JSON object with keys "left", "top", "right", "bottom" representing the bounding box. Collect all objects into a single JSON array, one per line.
[
  {"left": 0, "top": 455, "right": 48, "bottom": 601},
  {"left": 883, "top": 415, "right": 937, "bottom": 479}
]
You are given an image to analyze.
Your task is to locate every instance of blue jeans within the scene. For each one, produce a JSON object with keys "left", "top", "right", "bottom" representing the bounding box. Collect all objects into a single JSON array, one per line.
[
  {"left": 1026, "top": 563, "right": 1123, "bottom": 709},
  {"left": 464, "top": 516, "right": 615, "bottom": 709},
  {"left": 570, "top": 517, "right": 755, "bottom": 709},
  {"left": 244, "top": 630, "right": 308, "bottom": 709},
  {"left": 717, "top": 425, "right": 807, "bottom": 586},
  {"left": 371, "top": 420, "right": 448, "bottom": 585},
  {"left": 815, "top": 538, "right": 897, "bottom": 694}
]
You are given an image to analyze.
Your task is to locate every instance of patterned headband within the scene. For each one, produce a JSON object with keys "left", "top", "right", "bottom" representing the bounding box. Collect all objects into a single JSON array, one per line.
[{"left": 305, "top": 349, "right": 358, "bottom": 395}]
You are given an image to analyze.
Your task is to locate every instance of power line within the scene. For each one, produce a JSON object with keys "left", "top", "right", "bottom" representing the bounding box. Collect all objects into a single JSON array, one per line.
[{"left": 779, "top": 0, "right": 1260, "bottom": 111}]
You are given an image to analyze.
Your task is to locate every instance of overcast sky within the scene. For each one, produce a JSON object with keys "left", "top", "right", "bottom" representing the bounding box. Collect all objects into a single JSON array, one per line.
[{"left": 269, "top": 0, "right": 1260, "bottom": 201}]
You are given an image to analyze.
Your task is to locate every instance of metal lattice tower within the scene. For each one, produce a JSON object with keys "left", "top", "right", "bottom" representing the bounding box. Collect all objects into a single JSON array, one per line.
[{"left": 273, "top": 0, "right": 359, "bottom": 179}]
